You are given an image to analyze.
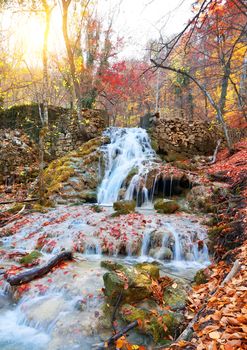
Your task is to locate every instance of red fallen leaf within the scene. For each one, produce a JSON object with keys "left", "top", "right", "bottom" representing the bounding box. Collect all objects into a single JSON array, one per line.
[
  {"left": 17, "top": 283, "right": 30, "bottom": 294},
  {"left": 35, "top": 284, "right": 48, "bottom": 294},
  {"left": 88, "top": 293, "right": 94, "bottom": 298},
  {"left": 63, "top": 271, "right": 69, "bottom": 275}
]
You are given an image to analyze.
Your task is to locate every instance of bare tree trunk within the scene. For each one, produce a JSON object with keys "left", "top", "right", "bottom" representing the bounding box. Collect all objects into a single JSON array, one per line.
[{"left": 39, "top": 0, "right": 52, "bottom": 205}]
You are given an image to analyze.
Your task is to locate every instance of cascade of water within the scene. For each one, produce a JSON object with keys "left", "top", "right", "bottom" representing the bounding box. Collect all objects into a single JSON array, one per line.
[
  {"left": 142, "top": 187, "right": 149, "bottom": 206},
  {"left": 151, "top": 174, "right": 159, "bottom": 202},
  {"left": 165, "top": 222, "right": 182, "bottom": 261},
  {"left": 97, "top": 127, "right": 157, "bottom": 205},
  {"left": 140, "top": 231, "right": 151, "bottom": 256}
]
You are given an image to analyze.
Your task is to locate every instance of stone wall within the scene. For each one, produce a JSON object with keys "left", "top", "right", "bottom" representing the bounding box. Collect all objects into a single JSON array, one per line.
[
  {"left": 48, "top": 109, "right": 108, "bottom": 158},
  {"left": 151, "top": 115, "right": 221, "bottom": 160},
  {"left": 0, "top": 129, "right": 39, "bottom": 185},
  {"left": 0, "top": 105, "right": 108, "bottom": 159}
]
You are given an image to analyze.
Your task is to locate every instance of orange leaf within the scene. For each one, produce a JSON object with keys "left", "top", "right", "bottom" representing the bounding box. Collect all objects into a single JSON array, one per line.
[
  {"left": 137, "top": 319, "right": 143, "bottom": 328},
  {"left": 115, "top": 336, "right": 126, "bottom": 349}
]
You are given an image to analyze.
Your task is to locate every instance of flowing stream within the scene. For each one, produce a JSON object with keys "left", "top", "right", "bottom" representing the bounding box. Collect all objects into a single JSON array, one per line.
[{"left": 0, "top": 127, "right": 210, "bottom": 349}]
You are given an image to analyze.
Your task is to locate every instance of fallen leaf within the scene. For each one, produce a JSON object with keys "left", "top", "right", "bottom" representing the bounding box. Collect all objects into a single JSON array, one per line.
[{"left": 209, "top": 331, "right": 221, "bottom": 340}]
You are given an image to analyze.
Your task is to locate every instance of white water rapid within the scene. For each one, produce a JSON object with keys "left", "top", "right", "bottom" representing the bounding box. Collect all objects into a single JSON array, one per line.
[{"left": 97, "top": 127, "right": 157, "bottom": 205}]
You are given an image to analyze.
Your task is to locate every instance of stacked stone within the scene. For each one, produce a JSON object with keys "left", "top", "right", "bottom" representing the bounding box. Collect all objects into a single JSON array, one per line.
[
  {"left": 0, "top": 129, "right": 38, "bottom": 185},
  {"left": 152, "top": 116, "right": 221, "bottom": 157}
]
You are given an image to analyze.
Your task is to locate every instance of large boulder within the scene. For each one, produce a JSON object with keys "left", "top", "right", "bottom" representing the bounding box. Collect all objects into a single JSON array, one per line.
[
  {"left": 101, "top": 261, "right": 159, "bottom": 304},
  {"left": 163, "top": 283, "right": 188, "bottom": 310},
  {"left": 120, "top": 304, "right": 184, "bottom": 343},
  {"left": 154, "top": 199, "right": 180, "bottom": 214},
  {"left": 113, "top": 200, "right": 136, "bottom": 215}
]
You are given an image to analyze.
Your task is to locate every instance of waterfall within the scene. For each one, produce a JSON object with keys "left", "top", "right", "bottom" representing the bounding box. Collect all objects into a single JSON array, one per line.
[
  {"left": 140, "top": 230, "right": 151, "bottom": 256},
  {"left": 97, "top": 127, "right": 157, "bottom": 205},
  {"left": 165, "top": 222, "right": 182, "bottom": 261}
]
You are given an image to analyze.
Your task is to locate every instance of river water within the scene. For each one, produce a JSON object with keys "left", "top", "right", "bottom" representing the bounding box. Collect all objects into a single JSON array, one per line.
[{"left": 0, "top": 127, "right": 210, "bottom": 349}]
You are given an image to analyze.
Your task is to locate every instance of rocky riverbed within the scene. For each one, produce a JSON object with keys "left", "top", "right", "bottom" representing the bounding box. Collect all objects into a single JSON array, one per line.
[{"left": 0, "top": 204, "right": 210, "bottom": 350}]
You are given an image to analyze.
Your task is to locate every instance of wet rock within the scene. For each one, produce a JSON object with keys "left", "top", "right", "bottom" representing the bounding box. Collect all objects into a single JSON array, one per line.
[
  {"left": 74, "top": 299, "right": 87, "bottom": 312},
  {"left": 120, "top": 304, "right": 184, "bottom": 343},
  {"left": 113, "top": 200, "right": 136, "bottom": 215},
  {"left": 154, "top": 199, "right": 180, "bottom": 214},
  {"left": 135, "top": 262, "right": 160, "bottom": 279},
  {"left": 163, "top": 283, "right": 188, "bottom": 310},
  {"left": 185, "top": 252, "right": 195, "bottom": 261},
  {"left": 24, "top": 296, "right": 67, "bottom": 327},
  {"left": 194, "top": 268, "right": 210, "bottom": 285},
  {"left": 102, "top": 262, "right": 159, "bottom": 304},
  {"left": 150, "top": 247, "right": 173, "bottom": 260},
  {"left": 0, "top": 292, "right": 11, "bottom": 309}
]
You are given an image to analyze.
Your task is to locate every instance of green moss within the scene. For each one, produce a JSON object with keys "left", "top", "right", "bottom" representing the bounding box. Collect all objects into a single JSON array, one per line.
[
  {"left": 120, "top": 304, "right": 184, "bottom": 343},
  {"left": 154, "top": 199, "right": 180, "bottom": 214},
  {"left": 163, "top": 285, "right": 187, "bottom": 310},
  {"left": 125, "top": 167, "right": 138, "bottom": 185},
  {"left": 91, "top": 204, "right": 103, "bottom": 213},
  {"left": 207, "top": 224, "right": 227, "bottom": 240},
  {"left": 20, "top": 251, "right": 42, "bottom": 265},
  {"left": 151, "top": 140, "right": 158, "bottom": 152},
  {"left": 113, "top": 200, "right": 136, "bottom": 214},
  {"left": 135, "top": 263, "right": 160, "bottom": 280},
  {"left": 8, "top": 203, "right": 24, "bottom": 214},
  {"left": 102, "top": 263, "right": 154, "bottom": 304},
  {"left": 32, "top": 203, "right": 49, "bottom": 213},
  {"left": 194, "top": 269, "right": 209, "bottom": 285}
]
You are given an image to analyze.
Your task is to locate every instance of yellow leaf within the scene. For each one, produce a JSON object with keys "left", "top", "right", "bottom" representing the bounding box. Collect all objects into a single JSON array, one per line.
[{"left": 209, "top": 331, "right": 221, "bottom": 340}]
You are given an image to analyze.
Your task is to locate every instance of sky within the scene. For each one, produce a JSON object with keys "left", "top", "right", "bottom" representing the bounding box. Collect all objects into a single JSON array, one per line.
[
  {"left": 98, "top": 0, "right": 193, "bottom": 58},
  {"left": 0, "top": 0, "right": 194, "bottom": 62}
]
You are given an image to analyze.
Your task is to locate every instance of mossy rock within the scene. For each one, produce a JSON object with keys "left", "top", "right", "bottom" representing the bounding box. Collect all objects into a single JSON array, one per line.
[
  {"left": 102, "top": 262, "right": 160, "bottom": 304},
  {"left": 163, "top": 284, "right": 187, "bottom": 310},
  {"left": 42, "top": 136, "right": 108, "bottom": 205},
  {"left": 120, "top": 304, "right": 184, "bottom": 343},
  {"left": 135, "top": 262, "right": 160, "bottom": 279},
  {"left": 101, "top": 261, "right": 159, "bottom": 279},
  {"left": 113, "top": 200, "right": 136, "bottom": 215},
  {"left": 91, "top": 205, "right": 103, "bottom": 213},
  {"left": 150, "top": 138, "right": 159, "bottom": 152},
  {"left": 32, "top": 203, "right": 49, "bottom": 213},
  {"left": 194, "top": 269, "right": 209, "bottom": 285},
  {"left": 154, "top": 199, "right": 180, "bottom": 214},
  {"left": 150, "top": 247, "right": 173, "bottom": 260},
  {"left": 8, "top": 203, "right": 24, "bottom": 214},
  {"left": 125, "top": 167, "right": 139, "bottom": 185},
  {"left": 101, "top": 260, "right": 125, "bottom": 272},
  {"left": 20, "top": 251, "right": 42, "bottom": 265}
]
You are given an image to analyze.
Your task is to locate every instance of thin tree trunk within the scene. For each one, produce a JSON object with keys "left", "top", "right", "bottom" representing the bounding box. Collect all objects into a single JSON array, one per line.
[{"left": 39, "top": 0, "right": 52, "bottom": 205}]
